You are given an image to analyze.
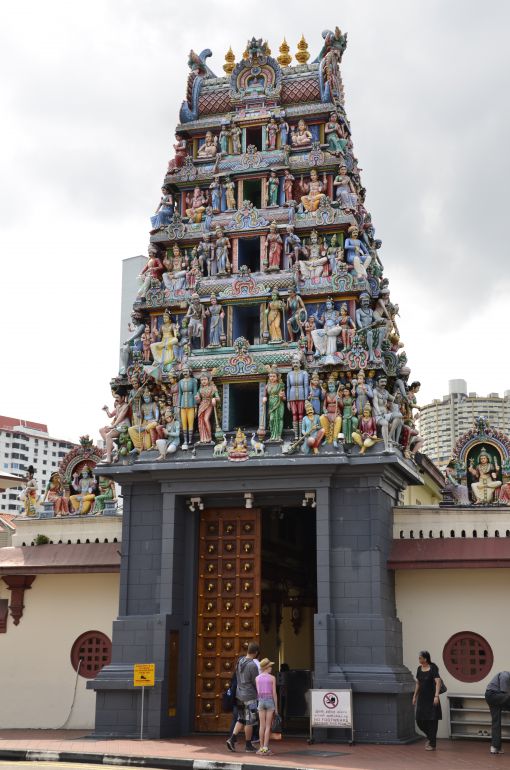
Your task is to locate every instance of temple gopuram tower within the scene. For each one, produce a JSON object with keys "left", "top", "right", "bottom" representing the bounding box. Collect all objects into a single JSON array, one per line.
[{"left": 90, "top": 28, "right": 422, "bottom": 743}]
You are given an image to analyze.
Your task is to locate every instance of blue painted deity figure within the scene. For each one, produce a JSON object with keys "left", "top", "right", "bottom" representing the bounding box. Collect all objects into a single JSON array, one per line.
[
  {"left": 279, "top": 114, "right": 289, "bottom": 146},
  {"left": 214, "top": 227, "right": 231, "bottom": 275},
  {"left": 209, "top": 177, "right": 222, "bottom": 213},
  {"left": 301, "top": 400, "right": 325, "bottom": 455},
  {"left": 151, "top": 188, "right": 174, "bottom": 230},
  {"left": 206, "top": 294, "right": 225, "bottom": 347},
  {"left": 344, "top": 225, "right": 371, "bottom": 278}
]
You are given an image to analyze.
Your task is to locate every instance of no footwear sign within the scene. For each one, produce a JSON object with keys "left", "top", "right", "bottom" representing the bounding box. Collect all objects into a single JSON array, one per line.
[{"left": 311, "top": 689, "right": 352, "bottom": 727}]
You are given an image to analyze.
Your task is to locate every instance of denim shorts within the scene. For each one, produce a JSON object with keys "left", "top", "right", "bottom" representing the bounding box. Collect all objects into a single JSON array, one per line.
[{"left": 258, "top": 697, "right": 275, "bottom": 711}]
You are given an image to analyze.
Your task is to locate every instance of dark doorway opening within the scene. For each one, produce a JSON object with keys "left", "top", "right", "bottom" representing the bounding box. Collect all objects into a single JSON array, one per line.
[
  {"left": 232, "top": 303, "right": 261, "bottom": 345},
  {"left": 238, "top": 237, "right": 261, "bottom": 272},
  {"left": 243, "top": 178, "right": 262, "bottom": 209},
  {"left": 228, "top": 382, "right": 260, "bottom": 431},
  {"left": 245, "top": 126, "right": 263, "bottom": 151},
  {"left": 261, "top": 505, "right": 317, "bottom": 734}
]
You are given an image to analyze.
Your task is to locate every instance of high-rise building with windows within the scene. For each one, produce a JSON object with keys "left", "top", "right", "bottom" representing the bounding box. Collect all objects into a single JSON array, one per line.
[
  {"left": 0, "top": 416, "right": 76, "bottom": 513},
  {"left": 418, "top": 380, "right": 510, "bottom": 468}
]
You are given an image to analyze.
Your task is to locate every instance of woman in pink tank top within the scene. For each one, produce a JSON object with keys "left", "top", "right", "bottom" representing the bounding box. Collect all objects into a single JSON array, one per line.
[{"left": 255, "top": 658, "right": 278, "bottom": 755}]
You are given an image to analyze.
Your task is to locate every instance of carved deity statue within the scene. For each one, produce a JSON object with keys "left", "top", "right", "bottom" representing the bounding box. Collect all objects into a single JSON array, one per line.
[
  {"left": 69, "top": 466, "right": 97, "bottom": 515},
  {"left": 333, "top": 164, "right": 358, "bottom": 210},
  {"left": 150, "top": 187, "right": 174, "bottom": 231},
  {"left": 205, "top": 293, "right": 225, "bottom": 347},
  {"left": 325, "top": 112, "right": 348, "bottom": 156},
  {"left": 267, "top": 171, "right": 279, "bottom": 207},
  {"left": 266, "top": 116, "right": 279, "bottom": 150},
  {"left": 195, "top": 370, "right": 219, "bottom": 443},
  {"left": 265, "top": 289, "right": 284, "bottom": 342},
  {"left": 263, "top": 366, "right": 285, "bottom": 441},
  {"left": 43, "top": 471, "right": 69, "bottom": 516},
  {"left": 286, "top": 354, "right": 309, "bottom": 438},
  {"left": 185, "top": 292, "right": 206, "bottom": 349},
  {"left": 264, "top": 221, "right": 283, "bottom": 271},
  {"left": 179, "top": 365, "right": 198, "bottom": 449},
  {"left": 468, "top": 447, "right": 502, "bottom": 504},
  {"left": 150, "top": 311, "right": 180, "bottom": 370},
  {"left": 197, "top": 130, "right": 218, "bottom": 158},
  {"left": 225, "top": 176, "right": 236, "bottom": 210},
  {"left": 283, "top": 169, "right": 295, "bottom": 203},
  {"left": 291, "top": 118, "right": 312, "bottom": 147},
  {"left": 214, "top": 227, "right": 231, "bottom": 275},
  {"left": 300, "top": 169, "right": 327, "bottom": 212},
  {"left": 185, "top": 187, "right": 208, "bottom": 223},
  {"left": 230, "top": 120, "right": 242, "bottom": 154},
  {"left": 128, "top": 387, "right": 160, "bottom": 453},
  {"left": 319, "top": 378, "right": 342, "bottom": 445}
]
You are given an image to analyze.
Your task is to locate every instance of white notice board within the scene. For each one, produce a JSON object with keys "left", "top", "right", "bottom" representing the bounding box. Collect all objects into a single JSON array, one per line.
[{"left": 310, "top": 689, "right": 352, "bottom": 728}]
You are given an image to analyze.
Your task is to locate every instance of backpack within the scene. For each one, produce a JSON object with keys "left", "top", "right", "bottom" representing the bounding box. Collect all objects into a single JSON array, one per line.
[{"left": 221, "top": 670, "right": 237, "bottom": 712}]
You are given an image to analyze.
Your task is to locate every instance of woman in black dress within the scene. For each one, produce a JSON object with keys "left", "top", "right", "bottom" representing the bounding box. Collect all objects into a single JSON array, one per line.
[{"left": 412, "top": 650, "right": 442, "bottom": 750}]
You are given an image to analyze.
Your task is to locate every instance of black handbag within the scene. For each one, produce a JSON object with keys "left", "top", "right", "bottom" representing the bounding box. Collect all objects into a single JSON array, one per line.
[
  {"left": 439, "top": 679, "right": 447, "bottom": 695},
  {"left": 271, "top": 712, "right": 283, "bottom": 734}
]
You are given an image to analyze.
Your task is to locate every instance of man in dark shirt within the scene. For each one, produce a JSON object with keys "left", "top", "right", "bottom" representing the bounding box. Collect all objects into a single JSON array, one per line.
[
  {"left": 485, "top": 671, "right": 510, "bottom": 754},
  {"left": 226, "top": 641, "right": 260, "bottom": 752}
]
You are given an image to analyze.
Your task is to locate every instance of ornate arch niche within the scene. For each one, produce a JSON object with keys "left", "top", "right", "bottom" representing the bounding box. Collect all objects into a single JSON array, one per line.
[
  {"left": 465, "top": 441, "right": 503, "bottom": 496},
  {"left": 58, "top": 436, "right": 104, "bottom": 495},
  {"left": 230, "top": 38, "right": 282, "bottom": 105}
]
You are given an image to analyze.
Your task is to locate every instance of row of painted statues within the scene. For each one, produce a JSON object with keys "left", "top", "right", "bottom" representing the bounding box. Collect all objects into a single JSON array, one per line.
[
  {"left": 102, "top": 361, "right": 422, "bottom": 463},
  {"left": 444, "top": 449, "right": 510, "bottom": 506},
  {"left": 19, "top": 467, "right": 116, "bottom": 517},
  {"left": 121, "top": 284, "right": 400, "bottom": 377},
  {"left": 165, "top": 112, "right": 350, "bottom": 172},
  {"left": 151, "top": 163, "right": 360, "bottom": 229},
  {"left": 138, "top": 224, "right": 377, "bottom": 305}
]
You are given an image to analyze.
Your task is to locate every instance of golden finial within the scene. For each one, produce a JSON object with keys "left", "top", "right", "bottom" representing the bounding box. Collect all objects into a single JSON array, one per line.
[
  {"left": 223, "top": 46, "right": 235, "bottom": 75},
  {"left": 263, "top": 40, "right": 271, "bottom": 56},
  {"left": 243, "top": 47, "right": 249, "bottom": 60},
  {"left": 277, "top": 37, "right": 292, "bottom": 66},
  {"left": 295, "top": 34, "right": 310, "bottom": 65}
]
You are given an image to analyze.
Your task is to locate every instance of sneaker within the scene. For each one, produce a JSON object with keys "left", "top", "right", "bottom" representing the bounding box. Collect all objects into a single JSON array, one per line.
[
  {"left": 226, "top": 736, "right": 236, "bottom": 752},
  {"left": 490, "top": 746, "right": 504, "bottom": 754},
  {"left": 256, "top": 749, "right": 266, "bottom": 755},
  {"left": 245, "top": 741, "right": 256, "bottom": 752},
  {"left": 425, "top": 745, "right": 436, "bottom": 751}
]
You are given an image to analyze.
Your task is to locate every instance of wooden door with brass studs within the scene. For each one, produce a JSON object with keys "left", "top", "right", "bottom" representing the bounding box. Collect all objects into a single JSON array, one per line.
[{"left": 195, "top": 507, "right": 260, "bottom": 732}]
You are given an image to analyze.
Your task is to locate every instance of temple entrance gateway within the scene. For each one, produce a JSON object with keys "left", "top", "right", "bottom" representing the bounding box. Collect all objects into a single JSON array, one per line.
[
  {"left": 195, "top": 507, "right": 261, "bottom": 732},
  {"left": 194, "top": 505, "right": 316, "bottom": 733}
]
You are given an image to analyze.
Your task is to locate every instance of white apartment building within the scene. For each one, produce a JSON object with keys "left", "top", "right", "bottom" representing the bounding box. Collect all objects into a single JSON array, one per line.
[
  {"left": 0, "top": 416, "right": 76, "bottom": 513},
  {"left": 418, "top": 380, "right": 510, "bottom": 468}
]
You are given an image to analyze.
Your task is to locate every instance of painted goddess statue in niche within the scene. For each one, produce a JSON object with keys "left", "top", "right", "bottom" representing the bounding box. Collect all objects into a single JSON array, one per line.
[
  {"left": 468, "top": 447, "right": 502, "bottom": 504},
  {"left": 265, "top": 290, "right": 284, "bottom": 343},
  {"left": 263, "top": 366, "right": 285, "bottom": 441}
]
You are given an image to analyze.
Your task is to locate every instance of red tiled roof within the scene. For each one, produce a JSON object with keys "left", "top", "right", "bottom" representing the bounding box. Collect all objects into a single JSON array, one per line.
[
  {"left": 0, "top": 542, "right": 120, "bottom": 574},
  {"left": 388, "top": 537, "right": 510, "bottom": 569},
  {"left": 0, "top": 416, "right": 48, "bottom": 432},
  {"left": 0, "top": 514, "right": 17, "bottom": 530}
]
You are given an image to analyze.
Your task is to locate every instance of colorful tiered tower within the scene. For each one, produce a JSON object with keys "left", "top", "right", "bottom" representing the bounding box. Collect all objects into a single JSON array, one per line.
[{"left": 92, "top": 28, "right": 422, "bottom": 743}]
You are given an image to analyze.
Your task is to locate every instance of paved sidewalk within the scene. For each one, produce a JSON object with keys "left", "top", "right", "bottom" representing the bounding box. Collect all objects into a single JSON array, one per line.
[{"left": 0, "top": 730, "right": 504, "bottom": 770}]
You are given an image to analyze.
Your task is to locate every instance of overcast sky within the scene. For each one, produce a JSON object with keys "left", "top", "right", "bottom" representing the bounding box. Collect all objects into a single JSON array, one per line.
[{"left": 1, "top": 0, "right": 509, "bottom": 443}]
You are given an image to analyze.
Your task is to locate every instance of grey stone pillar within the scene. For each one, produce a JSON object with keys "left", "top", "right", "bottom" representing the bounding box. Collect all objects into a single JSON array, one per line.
[{"left": 313, "top": 465, "right": 416, "bottom": 743}]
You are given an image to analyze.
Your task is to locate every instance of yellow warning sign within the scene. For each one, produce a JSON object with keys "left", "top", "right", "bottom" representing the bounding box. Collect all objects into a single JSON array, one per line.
[{"left": 134, "top": 663, "right": 155, "bottom": 687}]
